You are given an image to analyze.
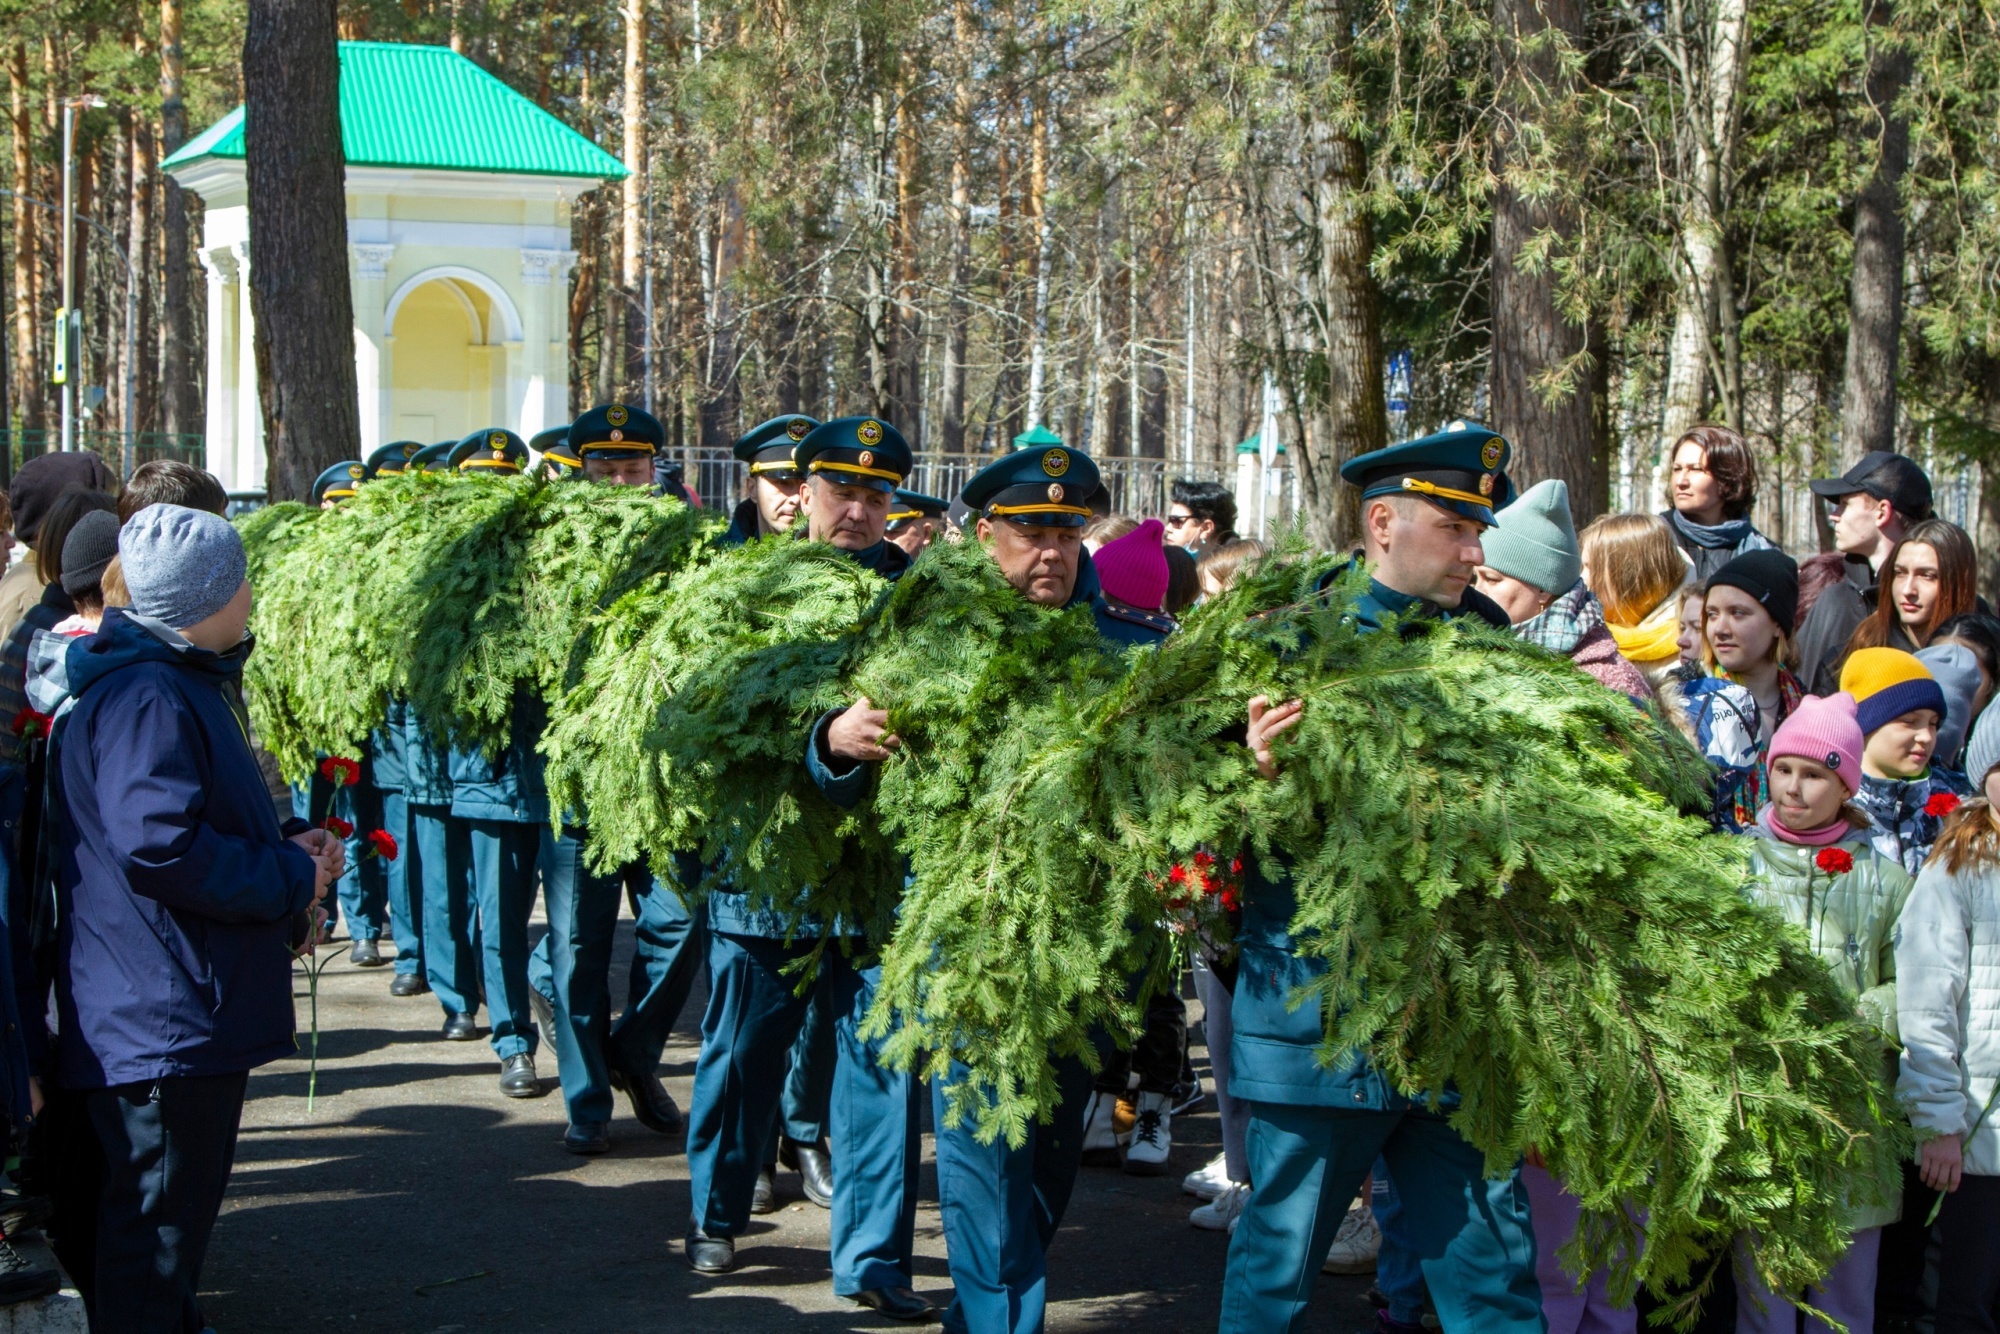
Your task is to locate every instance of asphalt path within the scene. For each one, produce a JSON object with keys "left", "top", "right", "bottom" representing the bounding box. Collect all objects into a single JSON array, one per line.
[{"left": 199, "top": 909, "right": 1374, "bottom": 1332}]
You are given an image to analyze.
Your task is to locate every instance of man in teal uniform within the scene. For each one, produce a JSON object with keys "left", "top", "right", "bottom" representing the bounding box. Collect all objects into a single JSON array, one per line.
[
  {"left": 527, "top": 404, "right": 706, "bottom": 1152},
  {"left": 1219, "top": 425, "right": 1541, "bottom": 1334},
  {"left": 360, "top": 443, "right": 427, "bottom": 989},
  {"left": 884, "top": 489, "right": 950, "bottom": 558},
  {"left": 437, "top": 429, "right": 552, "bottom": 1097},
  {"left": 724, "top": 414, "right": 817, "bottom": 542},
  {"left": 816, "top": 443, "right": 1170, "bottom": 1334},
  {"left": 685, "top": 416, "right": 931, "bottom": 1322}
]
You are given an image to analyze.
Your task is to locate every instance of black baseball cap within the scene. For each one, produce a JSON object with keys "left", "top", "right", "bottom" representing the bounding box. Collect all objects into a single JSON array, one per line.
[{"left": 1808, "top": 451, "right": 1933, "bottom": 519}]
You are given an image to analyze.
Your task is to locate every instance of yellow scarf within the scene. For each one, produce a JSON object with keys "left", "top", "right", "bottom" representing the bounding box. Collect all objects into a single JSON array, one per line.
[{"left": 1606, "top": 597, "right": 1683, "bottom": 664}]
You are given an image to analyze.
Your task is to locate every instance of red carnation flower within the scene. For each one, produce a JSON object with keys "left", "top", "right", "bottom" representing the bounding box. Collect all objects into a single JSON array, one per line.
[
  {"left": 1193, "top": 850, "right": 1215, "bottom": 869},
  {"left": 9, "top": 708, "right": 49, "bottom": 740},
  {"left": 1926, "top": 792, "right": 1963, "bottom": 818},
  {"left": 1220, "top": 887, "right": 1240, "bottom": 912},
  {"left": 1815, "top": 847, "right": 1855, "bottom": 875},
  {"left": 1167, "top": 864, "right": 1189, "bottom": 885},
  {"left": 1230, "top": 857, "right": 1244, "bottom": 875},
  {"left": 322, "top": 815, "right": 354, "bottom": 839},
  {"left": 319, "top": 756, "right": 361, "bottom": 787},
  {"left": 366, "top": 829, "right": 398, "bottom": 861}
]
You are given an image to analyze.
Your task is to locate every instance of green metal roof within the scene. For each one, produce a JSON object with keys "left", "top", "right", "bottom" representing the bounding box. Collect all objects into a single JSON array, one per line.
[
  {"left": 162, "top": 42, "right": 627, "bottom": 180},
  {"left": 1236, "top": 433, "right": 1285, "bottom": 454},
  {"left": 1012, "top": 424, "right": 1063, "bottom": 450}
]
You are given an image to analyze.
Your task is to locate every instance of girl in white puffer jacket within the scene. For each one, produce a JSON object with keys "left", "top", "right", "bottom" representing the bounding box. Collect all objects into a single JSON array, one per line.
[{"left": 1896, "top": 704, "right": 2000, "bottom": 1329}]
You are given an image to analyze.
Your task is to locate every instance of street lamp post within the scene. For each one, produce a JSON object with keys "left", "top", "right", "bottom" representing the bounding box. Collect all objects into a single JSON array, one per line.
[{"left": 57, "top": 95, "right": 106, "bottom": 456}]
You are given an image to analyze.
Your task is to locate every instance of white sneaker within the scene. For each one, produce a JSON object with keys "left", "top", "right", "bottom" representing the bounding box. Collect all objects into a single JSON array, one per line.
[
  {"left": 1321, "top": 1201, "right": 1382, "bottom": 1274},
  {"left": 1191, "top": 1181, "right": 1248, "bottom": 1231},
  {"left": 1183, "top": 1151, "right": 1231, "bottom": 1200},
  {"left": 1080, "top": 1090, "right": 1125, "bottom": 1166},
  {"left": 1123, "top": 1091, "right": 1173, "bottom": 1175}
]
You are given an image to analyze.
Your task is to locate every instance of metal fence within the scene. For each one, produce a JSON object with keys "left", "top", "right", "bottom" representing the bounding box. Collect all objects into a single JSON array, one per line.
[
  {"left": 676, "top": 447, "right": 1221, "bottom": 519},
  {"left": 0, "top": 431, "right": 204, "bottom": 482}
]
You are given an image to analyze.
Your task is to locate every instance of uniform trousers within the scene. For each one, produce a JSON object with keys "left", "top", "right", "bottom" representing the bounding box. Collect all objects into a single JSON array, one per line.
[
  {"left": 86, "top": 1071, "right": 248, "bottom": 1334},
  {"left": 932, "top": 1051, "right": 1097, "bottom": 1334},
  {"left": 1220, "top": 1101, "right": 1543, "bottom": 1334},
  {"left": 536, "top": 829, "right": 707, "bottom": 1126},
  {"left": 412, "top": 806, "right": 479, "bottom": 1017},
  {"left": 379, "top": 788, "right": 422, "bottom": 977},
  {"left": 465, "top": 819, "right": 540, "bottom": 1060},
  {"left": 686, "top": 932, "right": 918, "bottom": 1294}
]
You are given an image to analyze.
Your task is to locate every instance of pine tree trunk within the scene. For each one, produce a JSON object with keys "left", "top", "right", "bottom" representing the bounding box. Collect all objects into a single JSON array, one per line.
[
  {"left": 1839, "top": 1, "right": 1909, "bottom": 466},
  {"left": 243, "top": 0, "right": 359, "bottom": 500},
  {"left": 940, "top": 0, "right": 973, "bottom": 452},
  {"left": 1489, "top": 0, "right": 1595, "bottom": 508},
  {"left": 1307, "top": 78, "right": 1383, "bottom": 548},
  {"left": 620, "top": 0, "right": 646, "bottom": 399},
  {"left": 8, "top": 42, "right": 40, "bottom": 431},
  {"left": 127, "top": 98, "right": 155, "bottom": 436},
  {"left": 158, "top": 0, "right": 193, "bottom": 439}
]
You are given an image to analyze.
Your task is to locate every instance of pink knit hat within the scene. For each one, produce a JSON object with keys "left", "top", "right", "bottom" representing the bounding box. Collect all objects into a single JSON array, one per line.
[
  {"left": 1766, "top": 691, "right": 1865, "bottom": 795},
  {"left": 1093, "top": 518, "right": 1170, "bottom": 612}
]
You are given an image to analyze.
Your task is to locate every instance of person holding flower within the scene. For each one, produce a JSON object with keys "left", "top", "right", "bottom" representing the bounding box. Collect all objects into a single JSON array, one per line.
[
  {"left": 1733, "top": 689, "right": 1913, "bottom": 1331},
  {"left": 1841, "top": 647, "right": 1967, "bottom": 874}
]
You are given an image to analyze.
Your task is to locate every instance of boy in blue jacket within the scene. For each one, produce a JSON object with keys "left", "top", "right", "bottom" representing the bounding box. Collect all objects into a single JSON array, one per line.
[{"left": 50, "top": 504, "right": 341, "bottom": 1332}]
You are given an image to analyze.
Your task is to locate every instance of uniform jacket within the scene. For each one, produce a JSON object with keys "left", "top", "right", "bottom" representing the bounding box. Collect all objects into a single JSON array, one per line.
[
  {"left": 448, "top": 689, "right": 551, "bottom": 824},
  {"left": 50, "top": 608, "right": 317, "bottom": 1089},
  {"left": 1231, "top": 575, "right": 1509, "bottom": 1108},
  {"left": 370, "top": 697, "right": 409, "bottom": 793},
  {"left": 711, "top": 536, "right": 911, "bottom": 938},
  {"left": 401, "top": 705, "right": 454, "bottom": 808},
  {"left": 1897, "top": 856, "right": 2000, "bottom": 1176},
  {"left": 1855, "top": 770, "right": 1969, "bottom": 877},
  {"left": 722, "top": 499, "right": 762, "bottom": 547},
  {"left": 1743, "top": 827, "right": 1911, "bottom": 1228}
]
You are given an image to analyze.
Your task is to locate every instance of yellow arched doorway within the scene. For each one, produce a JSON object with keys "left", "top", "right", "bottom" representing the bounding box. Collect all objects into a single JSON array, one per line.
[{"left": 387, "top": 277, "right": 507, "bottom": 445}]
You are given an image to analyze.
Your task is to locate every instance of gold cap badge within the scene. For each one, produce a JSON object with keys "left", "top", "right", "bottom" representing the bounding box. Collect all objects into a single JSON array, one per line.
[
  {"left": 1479, "top": 473, "right": 1495, "bottom": 496},
  {"left": 606, "top": 404, "right": 629, "bottom": 427},
  {"left": 857, "top": 450, "right": 874, "bottom": 468},
  {"left": 1481, "top": 439, "right": 1504, "bottom": 469},
  {"left": 348, "top": 465, "right": 364, "bottom": 479},
  {"left": 857, "top": 419, "right": 884, "bottom": 447},
  {"left": 787, "top": 418, "right": 811, "bottom": 441},
  {"left": 1047, "top": 483, "right": 1065, "bottom": 502},
  {"left": 489, "top": 431, "right": 507, "bottom": 449},
  {"left": 1042, "top": 449, "right": 1069, "bottom": 477},
  {"left": 402, "top": 443, "right": 418, "bottom": 459},
  {"left": 609, "top": 428, "right": 624, "bottom": 441}
]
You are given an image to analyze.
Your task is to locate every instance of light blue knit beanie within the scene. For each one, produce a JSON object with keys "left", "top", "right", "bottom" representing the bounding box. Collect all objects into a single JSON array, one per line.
[
  {"left": 1479, "top": 478, "right": 1581, "bottom": 595},
  {"left": 118, "top": 504, "right": 247, "bottom": 631}
]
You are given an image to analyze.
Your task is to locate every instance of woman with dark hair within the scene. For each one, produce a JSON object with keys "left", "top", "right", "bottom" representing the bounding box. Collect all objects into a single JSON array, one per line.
[
  {"left": 1662, "top": 424, "right": 1776, "bottom": 580},
  {"left": 1845, "top": 517, "right": 1979, "bottom": 656}
]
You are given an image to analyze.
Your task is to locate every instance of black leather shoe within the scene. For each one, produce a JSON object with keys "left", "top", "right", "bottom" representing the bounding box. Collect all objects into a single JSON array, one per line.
[
  {"left": 781, "top": 1137, "right": 834, "bottom": 1209},
  {"left": 685, "top": 1230, "right": 735, "bottom": 1274},
  {"left": 0, "top": 1193, "right": 52, "bottom": 1239},
  {"left": 607, "top": 1050, "right": 683, "bottom": 1136},
  {"left": 389, "top": 972, "right": 429, "bottom": 998},
  {"left": 528, "top": 986, "right": 560, "bottom": 1057},
  {"left": 499, "top": 1053, "right": 545, "bottom": 1099},
  {"left": 348, "top": 938, "right": 385, "bottom": 967},
  {"left": 849, "top": 1287, "right": 938, "bottom": 1322},
  {"left": 564, "top": 1122, "right": 610, "bottom": 1156},
  {"left": 442, "top": 1012, "right": 479, "bottom": 1042},
  {"left": 750, "top": 1166, "right": 777, "bottom": 1215}
]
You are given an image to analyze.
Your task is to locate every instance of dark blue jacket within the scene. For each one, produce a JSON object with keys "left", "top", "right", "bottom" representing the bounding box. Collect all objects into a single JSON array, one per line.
[
  {"left": 448, "top": 690, "right": 551, "bottom": 824},
  {"left": 50, "top": 609, "right": 318, "bottom": 1089},
  {"left": 1231, "top": 574, "right": 1508, "bottom": 1108}
]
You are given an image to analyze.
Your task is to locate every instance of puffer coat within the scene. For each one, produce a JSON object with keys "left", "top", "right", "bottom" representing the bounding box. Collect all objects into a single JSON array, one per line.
[{"left": 1897, "top": 855, "right": 2000, "bottom": 1176}]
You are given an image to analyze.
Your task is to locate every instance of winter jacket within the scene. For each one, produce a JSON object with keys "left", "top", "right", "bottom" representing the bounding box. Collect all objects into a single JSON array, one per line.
[
  {"left": 1897, "top": 855, "right": 2000, "bottom": 1176},
  {"left": 1683, "top": 671, "right": 1803, "bottom": 834},
  {"left": 1513, "top": 581, "right": 1652, "bottom": 703},
  {"left": 1743, "top": 828, "right": 1912, "bottom": 1228},
  {"left": 370, "top": 697, "right": 408, "bottom": 794},
  {"left": 1855, "top": 771, "right": 1968, "bottom": 876},
  {"left": 50, "top": 608, "right": 318, "bottom": 1089},
  {"left": 1796, "top": 557, "right": 1878, "bottom": 697},
  {"left": 0, "top": 582, "right": 73, "bottom": 764}
]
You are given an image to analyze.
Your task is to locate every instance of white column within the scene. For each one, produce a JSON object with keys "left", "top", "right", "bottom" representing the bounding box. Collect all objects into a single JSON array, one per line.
[
  {"left": 197, "top": 248, "right": 237, "bottom": 486},
  {"left": 233, "top": 242, "right": 265, "bottom": 494},
  {"left": 520, "top": 248, "right": 573, "bottom": 430},
  {"left": 350, "top": 244, "right": 396, "bottom": 456}
]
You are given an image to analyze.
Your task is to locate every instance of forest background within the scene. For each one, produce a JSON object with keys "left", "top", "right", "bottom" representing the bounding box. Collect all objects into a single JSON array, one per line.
[{"left": 7, "top": 0, "right": 2000, "bottom": 579}]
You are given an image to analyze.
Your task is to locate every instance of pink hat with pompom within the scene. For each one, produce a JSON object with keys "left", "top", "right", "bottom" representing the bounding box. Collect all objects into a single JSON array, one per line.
[{"left": 1093, "top": 518, "right": 1170, "bottom": 613}]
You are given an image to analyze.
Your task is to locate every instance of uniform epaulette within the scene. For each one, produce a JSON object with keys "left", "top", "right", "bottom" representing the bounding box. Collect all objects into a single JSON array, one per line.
[{"left": 1099, "top": 600, "right": 1178, "bottom": 634}]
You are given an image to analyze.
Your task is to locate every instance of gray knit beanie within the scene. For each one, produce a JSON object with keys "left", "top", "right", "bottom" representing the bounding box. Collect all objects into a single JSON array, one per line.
[
  {"left": 1965, "top": 700, "right": 2000, "bottom": 791},
  {"left": 1480, "top": 478, "right": 1581, "bottom": 595},
  {"left": 118, "top": 504, "right": 247, "bottom": 630},
  {"left": 1919, "top": 643, "right": 1983, "bottom": 770}
]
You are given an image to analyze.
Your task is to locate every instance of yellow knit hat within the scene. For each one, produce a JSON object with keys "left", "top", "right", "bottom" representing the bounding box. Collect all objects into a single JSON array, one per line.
[{"left": 1839, "top": 646, "right": 1948, "bottom": 734}]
